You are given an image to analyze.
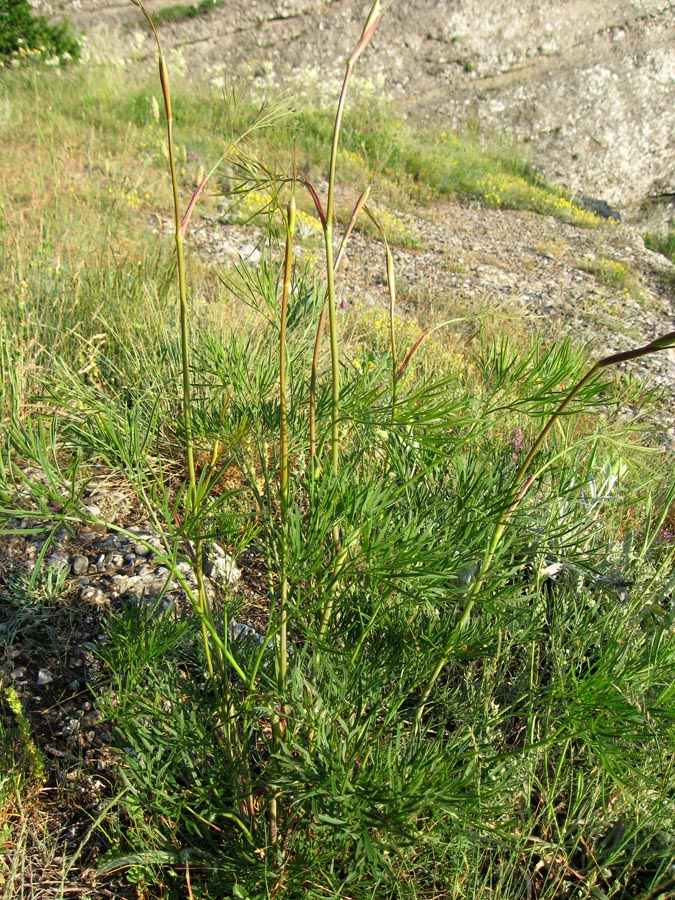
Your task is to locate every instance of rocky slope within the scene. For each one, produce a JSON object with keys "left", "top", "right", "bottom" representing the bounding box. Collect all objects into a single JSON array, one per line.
[
  {"left": 43, "top": 0, "right": 675, "bottom": 221},
  {"left": 30, "top": 0, "right": 675, "bottom": 420}
]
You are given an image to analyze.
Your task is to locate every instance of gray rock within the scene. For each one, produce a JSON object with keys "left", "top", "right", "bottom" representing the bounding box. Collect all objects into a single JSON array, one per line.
[
  {"left": 46, "top": 551, "right": 69, "bottom": 570},
  {"left": 576, "top": 195, "right": 622, "bottom": 222},
  {"left": 133, "top": 542, "right": 152, "bottom": 557},
  {"left": 71, "top": 554, "right": 89, "bottom": 575},
  {"left": 81, "top": 587, "right": 106, "bottom": 605},
  {"left": 203, "top": 542, "right": 241, "bottom": 585}
]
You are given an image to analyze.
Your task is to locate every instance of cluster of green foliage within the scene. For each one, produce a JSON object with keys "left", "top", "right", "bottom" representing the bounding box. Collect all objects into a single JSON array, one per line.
[
  {"left": 0, "top": 0, "right": 80, "bottom": 63},
  {"left": 645, "top": 226, "right": 675, "bottom": 263},
  {"left": 149, "top": 0, "right": 223, "bottom": 28},
  {"left": 1, "top": 3, "right": 675, "bottom": 898},
  {"left": 0, "top": 61, "right": 597, "bottom": 230},
  {"left": 294, "top": 103, "right": 599, "bottom": 225}
]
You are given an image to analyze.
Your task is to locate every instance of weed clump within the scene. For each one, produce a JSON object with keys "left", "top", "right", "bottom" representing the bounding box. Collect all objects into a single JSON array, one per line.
[
  {"left": 147, "top": 0, "right": 222, "bottom": 28},
  {"left": 0, "top": 0, "right": 80, "bottom": 65},
  {"left": 645, "top": 226, "right": 675, "bottom": 264}
]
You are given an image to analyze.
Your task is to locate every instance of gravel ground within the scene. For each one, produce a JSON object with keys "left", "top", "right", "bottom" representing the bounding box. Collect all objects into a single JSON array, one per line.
[{"left": 194, "top": 195, "right": 675, "bottom": 424}]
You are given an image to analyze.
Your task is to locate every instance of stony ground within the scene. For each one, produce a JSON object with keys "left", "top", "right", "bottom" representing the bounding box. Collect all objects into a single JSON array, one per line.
[{"left": 196, "top": 196, "right": 675, "bottom": 415}]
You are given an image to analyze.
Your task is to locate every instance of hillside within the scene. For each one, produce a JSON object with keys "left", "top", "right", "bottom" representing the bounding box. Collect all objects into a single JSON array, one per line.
[
  {"left": 20, "top": 0, "right": 675, "bottom": 421},
  {"left": 44, "top": 0, "right": 675, "bottom": 217}
]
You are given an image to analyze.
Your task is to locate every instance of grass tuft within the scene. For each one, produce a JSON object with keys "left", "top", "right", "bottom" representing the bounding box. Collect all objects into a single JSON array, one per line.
[
  {"left": 147, "top": 0, "right": 223, "bottom": 29},
  {"left": 645, "top": 225, "right": 675, "bottom": 263}
]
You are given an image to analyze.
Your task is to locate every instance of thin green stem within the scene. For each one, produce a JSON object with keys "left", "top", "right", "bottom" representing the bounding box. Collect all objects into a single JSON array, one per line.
[
  {"left": 279, "top": 193, "right": 295, "bottom": 688},
  {"left": 363, "top": 205, "right": 398, "bottom": 421},
  {"left": 309, "top": 301, "right": 325, "bottom": 467},
  {"left": 312, "top": 1, "right": 385, "bottom": 647},
  {"left": 324, "top": 226, "right": 340, "bottom": 474},
  {"left": 323, "top": 1, "right": 383, "bottom": 472},
  {"left": 307, "top": 184, "right": 368, "bottom": 468},
  {"left": 316, "top": 534, "right": 347, "bottom": 650},
  {"left": 131, "top": 1, "right": 227, "bottom": 711},
  {"left": 386, "top": 240, "right": 398, "bottom": 424},
  {"left": 175, "top": 233, "right": 198, "bottom": 515}
]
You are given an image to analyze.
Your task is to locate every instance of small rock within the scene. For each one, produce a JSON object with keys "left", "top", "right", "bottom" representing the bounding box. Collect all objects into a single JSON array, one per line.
[
  {"left": 81, "top": 586, "right": 106, "bottom": 605},
  {"left": 133, "top": 542, "right": 152, "bottom": 557},
  {"left": 71, "top": 554, "right": 89, "bottom": 575},
  {"left": 46, "top": 551, "right": 69, "bottom": 570},
  {"left": 205, "top": 542, "right": 241, "bottom": 585},
  {"left": 37, "top": 668, "right": 54, "bottom": 685},
  {"left": 53, "top": 526, "right": 70, "bottom": 546},
  {"left": 80, "top": 523, "right": 107, "bottom": 539},
  {"left": 111, "top": 575, "right": 130, "bottom": 595}
]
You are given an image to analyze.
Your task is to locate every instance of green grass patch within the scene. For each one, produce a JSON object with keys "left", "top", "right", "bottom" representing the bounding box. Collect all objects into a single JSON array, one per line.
[
  {"left": 148, "top": 0, "right": 224, "bottom": 28},
  {"left": 293, "top": 101, "right": 600, "bottom": 224},
  {"left": 645, "top": 227, "right": 675, "bottom": 263},
  {"left": 578, "top": 256, "right": 642, "bottom": 292},
  {"left": 0, "top": 64, "right": 601, "bottom": 246}
]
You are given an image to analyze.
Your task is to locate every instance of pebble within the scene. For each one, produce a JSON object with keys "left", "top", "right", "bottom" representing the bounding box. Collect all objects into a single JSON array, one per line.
[
  {"left": 81, "top": 587, "right": 106, "bottom": 605},
  {"left": 204, "top": 542, "right": 241, "bottom": 584},
  {"left": 133, "top": 542, "right": 152, "bottom": 557},
  {"left": 37, "top": 668, "right": 55, "bottom": 685},
  {"left": 53, "top": 526, "right": 70, "bottom": 546},
  {"left": 46, "top": 551, "right": 69, "bottom": 570},
  {"left": 80, "top": 523, "right": 107, "bottom": 539},
  {"left": 71, "top": 554, "right": 89, "bottom": 575}
]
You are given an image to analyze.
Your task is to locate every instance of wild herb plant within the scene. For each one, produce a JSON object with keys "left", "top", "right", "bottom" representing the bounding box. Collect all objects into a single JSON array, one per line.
[
  {"left": 2, "top": 1, "right": 675, "bottom": 897},
  {"left": 106, "top": 1, "right": 675, "bottom": 892},
  {"left": 645, "top": 225, "right": 675, "bottom": 264},
  {"left": 146, "top": 0, "right": 223, "bottom": 29}
]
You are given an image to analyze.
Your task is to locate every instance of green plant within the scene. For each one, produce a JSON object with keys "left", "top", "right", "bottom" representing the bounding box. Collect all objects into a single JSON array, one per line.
[
  {"left": 1, "top": 685, "right": 44, "bottom": 785},
  {"left": 101, "top": 3, "right": 675, "bottom": 891},
  {"left": 150, "top": 0, "right": 223, "bottom": 28},
  {"left": 2, "top": 1, "right": 675, "bottom": 898},
  {"left": 293, "top": 101, "right": 599, "bottom": 225},
  {"left": 645, "top": 226, "right": 675, "bottom": 263},
  {"left": 0, "top": 0, "right": 80, "bottom": 64},
  {"left": 578, "top": 255, "right": 642, "bottom": 293}
]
